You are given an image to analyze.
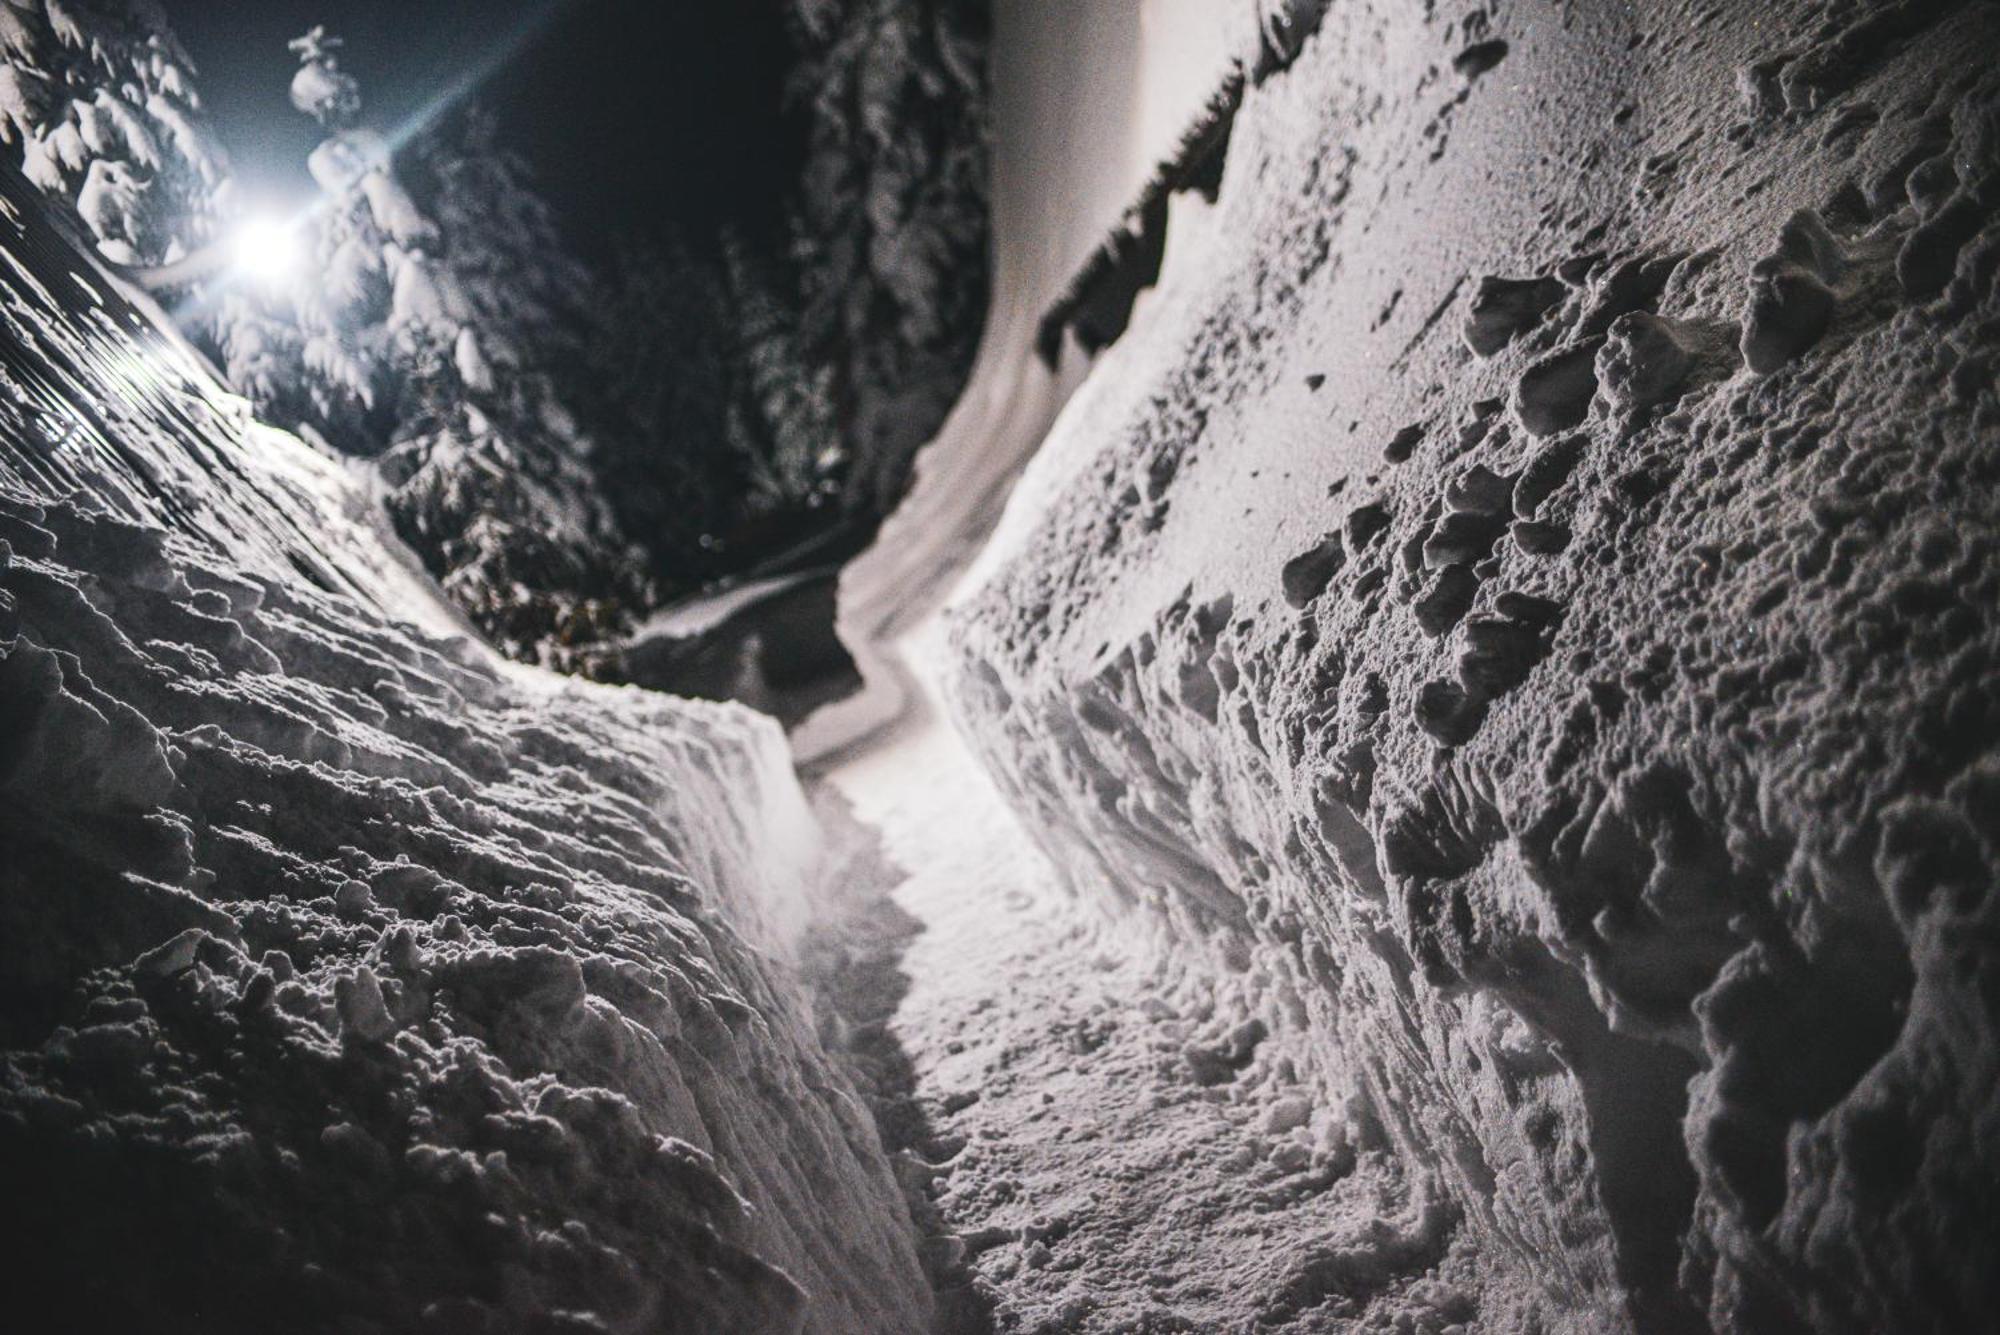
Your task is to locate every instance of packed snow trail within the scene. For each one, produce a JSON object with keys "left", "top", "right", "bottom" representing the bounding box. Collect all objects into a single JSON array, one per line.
[
  {"left": 817, "top": 625, "right": 1494, "bottom": 1332},
  {"left": 930, "top": 0, "right": 2000, "bottom": 1330},
  {"left": 795, "top": 4, "right": 1486, "bottom": 1327},
  {"left": 811, "top": 0, "right": 2000, "bottom": 1330}
]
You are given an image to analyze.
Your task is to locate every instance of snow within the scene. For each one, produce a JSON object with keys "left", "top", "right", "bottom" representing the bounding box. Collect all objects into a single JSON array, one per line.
[
  {"left": 44, "top": 0, "right": 84, "bottom": 51},
  {"left": 0, "top": 6, "right": 35, "bottom": 61},
  {"left": 305, "top": 127, "right": 385, "bottom": 193},
  {"left": 144, "top": 92, "right": 225, "bottom": 184},
  {"left": 84, "top": 88, "right": 160, "bottom": 169},
  {"left": 288, "top": 26, "right": 360, "bottom": 128},
  {"left": 0, "top": 0, "right": 222, "bottom": 265},
  {"left": 942, "top": 1, "right": 2000, "bottom": 1330},
  {"left": 322, "top": 231, "right": 380, "bottom": 307},
  {"left": 0, "top": 157, "right": 928, "bottom": 1333},
  {"left": 385, "top": 238, "right": 452, "bottom": 332},
  {"left": 4, "top": 0, "right": 1998, "bottom": 1330},
  {"left": 288, "top": 59, "right": 351, "bottom": 120},
  {"left": 453, "top": 323, "right": 492, "bottom": 391},
  {"left": 772, "top": 0, "right": 990, "bottom": 530},
  {"left": 634, "top": 567, "right": 837, "bottom": 644},
  {"left": 0, "top": 65, "right": 43, "bottom": 143},
  {"left": 362, "top": 169, "right": 436, "bottom": 249},
  {"left": 820, "top": 622, "right": 1513, "bottom": 1332},
  {"left": 199, "top": 44, "right": 656, "bottom": 667}
]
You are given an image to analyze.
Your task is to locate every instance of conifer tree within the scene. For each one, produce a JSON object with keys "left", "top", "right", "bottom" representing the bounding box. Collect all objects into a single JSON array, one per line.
[{"left": 0, "top": 0, "right": 225, "bottom": 264}]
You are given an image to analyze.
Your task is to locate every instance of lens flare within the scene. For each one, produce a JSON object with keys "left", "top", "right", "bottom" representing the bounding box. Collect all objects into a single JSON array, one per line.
[{"left": 234, "top": 216, "right": 301, "bottom": 285}]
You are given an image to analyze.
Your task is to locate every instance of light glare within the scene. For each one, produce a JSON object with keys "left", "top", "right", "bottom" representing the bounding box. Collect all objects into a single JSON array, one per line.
[{"left": 235, "top": 216, "right": 300, "bottom": 285}]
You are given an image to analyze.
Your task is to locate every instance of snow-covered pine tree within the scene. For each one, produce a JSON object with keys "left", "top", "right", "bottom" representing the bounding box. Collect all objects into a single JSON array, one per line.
[
  {"left": 723, "top": 229, "right": 838, "bottom": 518},
  {"left": 417, "top": 104, "right": 594, "bottom": 379},
  {"left": 286, "top": 24, "right": 358, "bottom": 128},
  {"left": 204, "top": 26, "right": 455, "bottom": 450},
  {"left": 553, "top": 0, "right": 991, "bottom": 581},
  {"left": 201, "top": 28, "right": 656, "bottom": 666},
  {"left": 782, "top": 0, "right": 989, "bottom": 519},
  {"left": 0, "top": 0, "right": 226, "bottom": 264}
]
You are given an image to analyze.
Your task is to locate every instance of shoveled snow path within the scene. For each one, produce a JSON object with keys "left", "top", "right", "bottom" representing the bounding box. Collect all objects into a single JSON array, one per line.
[
  {"left": 804, "top": 7, "right": 1518, "bottom": 1327},
  {"left": 819, "top": 626, "right": 1485, "bottom": 1334}
]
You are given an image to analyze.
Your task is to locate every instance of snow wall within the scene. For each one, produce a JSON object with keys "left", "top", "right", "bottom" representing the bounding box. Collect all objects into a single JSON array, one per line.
[
  {"left": 947, "top": 1, "right": 2000, "bottom": 1331},
  {"left": 0, "top": 167, "right": 929, "bottom": 1334}
]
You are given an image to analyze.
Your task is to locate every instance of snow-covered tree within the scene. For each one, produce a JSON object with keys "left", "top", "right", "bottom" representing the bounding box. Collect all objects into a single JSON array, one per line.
[
  {"left": 200, "top": 30, "right": 655, "bottom": 666},
  {"left": 723, "top": 231, "right": 839, "bottom": 516},
  {"left": 419, "top": 105, "right": 593, "bottom": 376},
  {"left": 555, "top": 0, "right": 991, "bottom": 575},
  {"left": 2, "top": 2, "right": 994, "bottom": 668},
  {"left": 0, "top": 0, "right": 226, "bottom": 264},
  {"left": 286, "top": 24, "right": 358, "bottom": 128},
  {"left": 568, "top": 0, "right": 991, "bottom": 569},
  {"left": 782, "top": 0, "right": 989, "bottom": 517},
  {"left": 203, "top": 28, "right": 458, "bottom": 448}
]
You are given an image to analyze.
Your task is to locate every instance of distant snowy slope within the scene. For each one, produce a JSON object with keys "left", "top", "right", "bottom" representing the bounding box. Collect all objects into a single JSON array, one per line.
[{"left": 797, "top": 0, "right": 1276, "bottom": 763}]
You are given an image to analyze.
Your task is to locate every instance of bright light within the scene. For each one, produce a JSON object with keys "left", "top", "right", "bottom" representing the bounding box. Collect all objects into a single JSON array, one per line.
[{"left": 233, "top": 216, "right": 301, "bottom": 285}]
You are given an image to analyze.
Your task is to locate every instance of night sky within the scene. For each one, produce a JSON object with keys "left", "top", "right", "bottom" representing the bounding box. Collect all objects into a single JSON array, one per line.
[{"left": 171, "top": 0, "right": 799, "bottom": 260}]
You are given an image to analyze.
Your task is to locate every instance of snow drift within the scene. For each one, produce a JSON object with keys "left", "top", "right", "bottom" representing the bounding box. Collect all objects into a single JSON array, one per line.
[
  {"left": 0, "top": 166, "right": 928, "bottom": 1333},
  {"left": 947, "top": 0, "right": 2000, "bottom": 1330}
]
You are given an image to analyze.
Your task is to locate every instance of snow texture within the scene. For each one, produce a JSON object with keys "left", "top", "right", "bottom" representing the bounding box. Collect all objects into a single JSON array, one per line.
[
  {"left": 947, "top": 0, "right": 2000, "bottom": 1330},
  {"left": 0, "top": 166, "right": 930, "bottom": 1333},
  {"left": 822, "top": 623, "right": 1497, "bottom": 1335}
]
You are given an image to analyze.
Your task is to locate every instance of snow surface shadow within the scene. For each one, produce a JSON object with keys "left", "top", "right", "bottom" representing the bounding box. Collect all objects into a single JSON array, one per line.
[{"left": 803, "top": 787, "right": 998, "bottom": 1335}]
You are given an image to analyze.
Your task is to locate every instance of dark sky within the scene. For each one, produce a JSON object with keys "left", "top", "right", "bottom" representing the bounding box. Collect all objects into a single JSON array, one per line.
[{"left": 170, "top": 0, "right": 799, "bottom": 260}]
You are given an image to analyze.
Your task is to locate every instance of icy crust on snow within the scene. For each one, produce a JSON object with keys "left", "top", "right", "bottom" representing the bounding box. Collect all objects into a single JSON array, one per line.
[
  {"left": 0, "top": 176, "right": 929, "bottom": 1333},
  {"left": 950, "top": 1, "right": 2000, "bottom": 1330}
]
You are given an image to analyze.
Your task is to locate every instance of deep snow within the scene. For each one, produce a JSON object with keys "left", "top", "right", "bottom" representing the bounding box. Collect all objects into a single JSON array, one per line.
[
  {"left": 4, "top": 0, "right": 2000, "bottom": 1331},
  {"left": 0, "top": 163, "right": 928, "bottom": 1333},
  {"left": 945, "top": 0, "right": 2000, "bottom": 1330},
  {"left": 820, "top": 622, "right": 1516, "bottom": 1333}
]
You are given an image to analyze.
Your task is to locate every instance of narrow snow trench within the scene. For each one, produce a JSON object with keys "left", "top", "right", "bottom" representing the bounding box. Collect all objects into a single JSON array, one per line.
[
  {"left": 808, "top": 624, "right": 1475, "bottom": 1333},
  {"left": 786, "top": 7, "right": 1489, "bottom": 1327}
]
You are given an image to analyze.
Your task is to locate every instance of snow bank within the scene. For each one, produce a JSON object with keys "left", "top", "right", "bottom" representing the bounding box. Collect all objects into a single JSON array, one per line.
[
  {"left": 948, "top": 1, "right": 2000, "bottom": 1329},
  {"left": 0, "top": 167, "right": 927, "bottom": 1333},
  {"left": 796, "top": 0, "right": 1273, "bottom": 763}
]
